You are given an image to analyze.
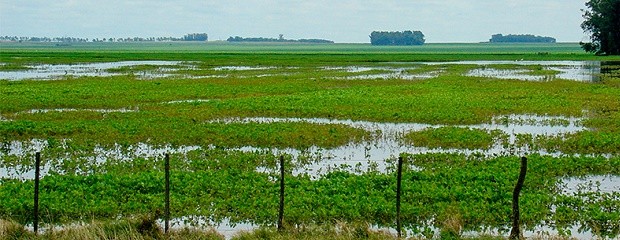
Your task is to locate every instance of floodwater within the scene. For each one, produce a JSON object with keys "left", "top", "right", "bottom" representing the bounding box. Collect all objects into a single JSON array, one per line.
[
  {"left": 559, "top": 175, "right": 620, "bottom": 195},
  {"left": 461, "top": 61, "right": 601, "bottom": 82},
  {"left": 0, "top": 60, "right": 611, "bottom": 82},
  {"left": 213, "top": 115, "right": 586, "bottom": 176},
  {"left": 0, "top": 61, "right": 185, "bottom": 80},
  {"left": 19, "top": 108, "right": 138, "bottom": 114},
  {"left": 1, "top": 60, "right": 618, "bottom": 239},
  {"left": 324, "top": 61, "right": 603, "bottom": 82},
  {"left": 1, "top": 114, "right": 588, "bottom": 180}
]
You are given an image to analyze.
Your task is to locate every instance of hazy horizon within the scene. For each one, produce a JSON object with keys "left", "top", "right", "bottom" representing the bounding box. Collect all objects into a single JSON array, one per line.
[{"left": 1, "top": 1, "right": 590, "bottom": 43}]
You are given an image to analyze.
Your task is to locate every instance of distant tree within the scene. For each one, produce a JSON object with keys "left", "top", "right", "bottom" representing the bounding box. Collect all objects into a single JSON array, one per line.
[
  {"left": 183, "top": 33, "right": 208, "bottom": 41},
  {"left": 369, "top": 31, "right": 425, "bottom": 46},
  {"left": 581, "top": 0, "right": 620, "bottom": 55},
  {"left": 226, "top": 35, "right": 334, "bottom": 43},
  {"left": 489, "top": 34, "right": 556, "bottom": 43}
]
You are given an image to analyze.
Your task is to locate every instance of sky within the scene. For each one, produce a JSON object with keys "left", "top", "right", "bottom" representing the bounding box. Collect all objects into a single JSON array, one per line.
[{"left": 0, "top": 0, "right": 590, "bottom": 43}]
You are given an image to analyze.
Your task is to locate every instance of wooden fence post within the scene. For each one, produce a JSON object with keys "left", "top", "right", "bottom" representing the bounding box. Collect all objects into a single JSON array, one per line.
[
  {"left": 509, "top": 157, "right": 527, "bottom": 240},
  {"left": 164, "top": 153, "right": 170, "bottom": 234},
  {"left": 278, "top": 155, "right": 285, "bottom": 231},
  {"left": 396, "top": 156, "right": 403, "bottom": 238},
  {"left": 33, "top": 152, "right": 41, "bottom": 235}
]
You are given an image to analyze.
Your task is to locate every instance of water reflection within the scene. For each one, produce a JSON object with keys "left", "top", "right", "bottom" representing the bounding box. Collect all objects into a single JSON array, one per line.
[
  {"left": 464, "top": 61, "right": 601, "bottom": 82},
  {"left": 0, "top": 61, "right": 186, "bottom": 80},
  {"left": 1, "top": 60, "right": 610, "bottom": 82},
  {"left": 0, "top": 114, "right": 590, "bottom": 179},
  {"left": 559, "top": 175, "right": 620, "bottom": 195},
  {"left": 215, "top": 115, "right": 586, "bottom": 176}
]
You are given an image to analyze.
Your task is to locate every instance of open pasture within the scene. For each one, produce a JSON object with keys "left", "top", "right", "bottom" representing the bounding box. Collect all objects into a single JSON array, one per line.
[{"left": 1, "top": 43, "right": 619, "bottom": 239}]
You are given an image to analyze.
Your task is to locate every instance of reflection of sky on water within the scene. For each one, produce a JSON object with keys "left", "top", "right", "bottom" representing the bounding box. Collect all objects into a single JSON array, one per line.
[
  {"left": 0, "top": 61, "right": 184, "bottom": 80},
  {"left": 215, "top": 115, "right": 585, "bottom": 176},
  {"left": 428, "top": 60, "right": 601, "bottom": 82},
  {"left": 559, "top": 175, "right": 620, "bottom": 195},
  {"left": 0, "top": 60, "right": 606, "bottom": 82},
  {"left": 1, "top": 114, "right": 589, "bottom": 179},
  {"left": 1, "top": 116, "right": 617, "bottom": 240}
]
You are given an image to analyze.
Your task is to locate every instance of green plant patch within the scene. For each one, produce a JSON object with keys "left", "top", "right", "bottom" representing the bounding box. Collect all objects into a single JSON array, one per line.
[{"left": 402, "top": 127, "right": 506, "bottom": 150}]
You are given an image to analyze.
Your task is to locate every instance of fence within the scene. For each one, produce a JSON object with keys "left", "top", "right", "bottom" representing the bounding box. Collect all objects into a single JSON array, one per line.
[{"left": 28, "top": 152, "right": 527, "bottom": 238}]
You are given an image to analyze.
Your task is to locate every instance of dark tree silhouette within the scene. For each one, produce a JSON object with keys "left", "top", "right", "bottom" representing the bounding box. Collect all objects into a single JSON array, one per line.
[
  {"left": 581, "top": 0, "right": 620, "bottom": 55},
  {"left": 369, "top": 31, "right": 425, "bottom": 46}
]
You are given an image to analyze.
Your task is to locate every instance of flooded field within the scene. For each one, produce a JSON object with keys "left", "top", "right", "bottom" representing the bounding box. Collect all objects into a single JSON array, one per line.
[
  {"left": 0, "top": 60, "right": 613, "bottom": 82},
  {"left": 1, "top": 53, "right": 619, "bottom": 239},
  {"left": 0, "top": 61, "right": 186, "bottom": 80},
  {"left": 0, "top": 114, "right": 592, "bottom": 179}
]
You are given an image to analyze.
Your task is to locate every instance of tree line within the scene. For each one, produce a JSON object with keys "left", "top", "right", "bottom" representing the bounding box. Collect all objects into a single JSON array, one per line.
[
  {"left": 227, "top": 35, "right": 333, "bottom": 43},
  {"left": 0, "top": 33, "right": 208, "bottom": 43},
  {"left": 489, "top": 34, "right": 556, "bottom": 43},
  {"left": 369, "top": 31, "right": 425, "bottom": 46}
]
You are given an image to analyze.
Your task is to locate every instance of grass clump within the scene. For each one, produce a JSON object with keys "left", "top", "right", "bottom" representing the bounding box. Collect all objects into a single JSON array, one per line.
[
  {"left": 0, "top": 218, "right": 224, "bottom": 240},
  {"left": 232, "top": 222, "right": 395, "bottom": 240}
]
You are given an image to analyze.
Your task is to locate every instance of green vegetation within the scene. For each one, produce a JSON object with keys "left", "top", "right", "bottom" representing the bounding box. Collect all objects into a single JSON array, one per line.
[
  {"left": 581, "top": 0, "right": 620, "bottom": 55},
  {"left": 0, "top": 43, "right": 619, "bottom": 238},
  {"left": 403, "top": 127, "right": 506, "bottom": 150}
]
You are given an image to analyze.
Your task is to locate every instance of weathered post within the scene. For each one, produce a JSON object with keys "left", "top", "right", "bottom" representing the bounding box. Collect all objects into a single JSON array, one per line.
[
  {"left": 396, "top": 156, "right": 403, "bottom": 238},
  {"left": 510, "top": 157, "right": 527, "bottom": 240},
  {"left": 278, "top": 155, "right": 285, "bottom": 231},
  {"left": 33, "top": 152, "right": 41, "bottom": 235},
  {"left": 164, "top": 153, "right": 170, "bottom": 234}
]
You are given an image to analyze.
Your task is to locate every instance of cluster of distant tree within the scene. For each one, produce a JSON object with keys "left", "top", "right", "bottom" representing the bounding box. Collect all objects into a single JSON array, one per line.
[
  {"left": 489, "top": 34, "right": 556, "bottom": 43},
  {"left": 0, "top": 36, "right": 90, "bottom": 42},
  {"left": 0, "top": 33, "right": 208, "bottom": 43},
  {"left": 227, "top": 35, "right": 333, "bottom": 43},
  {"left": 182, "top": 33, "right": 208, "bottom": 41},
  {"left": 369, "top": 31, "right": 425, "bottom": 46}
]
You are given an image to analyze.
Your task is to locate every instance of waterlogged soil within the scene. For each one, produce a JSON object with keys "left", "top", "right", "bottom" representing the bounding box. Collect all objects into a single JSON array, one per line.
[
  {"left": 559, "top": 175, "right": 620, "bottom": 195},
  {"left": 0, "top": 60, "right": 610, "bottom": 82},
  {"left": 0, "top": 114, "right": 589, "bottom": 179},
  {"left": 0, "top": 61, "right": 187, "bottom": 80},
  {"left": 1, "top": 58, "right": 619, "bottom": 239}
]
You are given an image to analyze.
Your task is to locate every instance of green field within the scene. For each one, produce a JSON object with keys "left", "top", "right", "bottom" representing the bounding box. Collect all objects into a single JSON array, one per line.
[{"left": 1, "top": 42, "right": 619, "bottom": 239}]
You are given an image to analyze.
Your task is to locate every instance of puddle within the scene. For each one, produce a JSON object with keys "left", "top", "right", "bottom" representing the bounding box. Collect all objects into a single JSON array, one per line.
[
  {"left": 213, "top": 66, "right": 276, "bottom": 71},
  {"left": 0, "top": 141, "right": 201, "bottom": 180},
  {"left": 19, "top": 108, "right": 138, "bottom": 114},
  {"left": 155, "top": 217, "right": 256, "bottom": 240},
  {"left": 424, "top": 61, "right": 601, "bottom": 82},
  {"left": 163, "top": 99, "right": 211, "bottom": 104},
  {"left": 343, "top": 71, "right": 440, "bottom": 80},
  {"left": 0, "top": 61, "right": 186, "bottom": 80},
  {"left": 466, "top": 68, "right": 546, "bottom": 81},
  {"left": 212, "top": 115, "right": 586, "bottom": 176},
  {"left": 1, "top": 61, "right": 608, "bottom": 82},
  {"left": 559, "top": 175, "right": 620, "bottom": 195},
  {"left": 323, "top": 65, "right": 441, "bottom": 80},
  {"left": 322, "top": 61, "right": 603, "bottom": 82},
  {"left": 0, "top": 114, "right": 590, "bottom": 180}
]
